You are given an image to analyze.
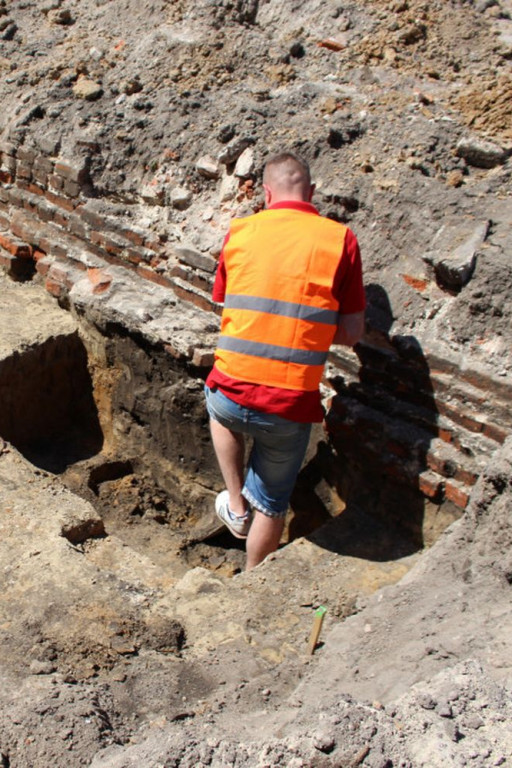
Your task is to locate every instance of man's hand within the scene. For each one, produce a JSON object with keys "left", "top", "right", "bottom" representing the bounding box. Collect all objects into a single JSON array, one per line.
[{"left": 332, "top": 311, "right": 365, "bottom": 347}]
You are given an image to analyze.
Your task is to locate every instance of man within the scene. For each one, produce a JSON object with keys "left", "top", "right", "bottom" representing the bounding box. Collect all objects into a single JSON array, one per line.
[{"left": 205, "top": 151, "right": 365, "bottom": 569}]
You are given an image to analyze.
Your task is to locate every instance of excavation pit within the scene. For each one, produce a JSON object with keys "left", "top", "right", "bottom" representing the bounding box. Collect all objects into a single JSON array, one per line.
[{"left": 0, "top": 274, "right": 444, "bottom": 581}]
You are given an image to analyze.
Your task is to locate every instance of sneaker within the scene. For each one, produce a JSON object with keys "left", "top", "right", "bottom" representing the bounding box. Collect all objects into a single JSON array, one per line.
[{"left": 215, "top": 490, "right": 252, "bottom": 539}]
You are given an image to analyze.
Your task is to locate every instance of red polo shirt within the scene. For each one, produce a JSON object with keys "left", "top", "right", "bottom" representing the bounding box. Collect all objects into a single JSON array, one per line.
[{"left": 206, "top": 201, "right": 365, "bottom": 422}]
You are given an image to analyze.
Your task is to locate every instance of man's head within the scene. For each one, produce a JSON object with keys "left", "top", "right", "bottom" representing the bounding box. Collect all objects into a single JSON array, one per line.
[{"left": 262, "top": 152, "right": 314, "bottom": 207}]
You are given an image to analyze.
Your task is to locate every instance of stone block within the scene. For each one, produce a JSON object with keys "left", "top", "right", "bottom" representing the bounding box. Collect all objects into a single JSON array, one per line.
[
  {"left": 16, "top": 147, "right": 36, "bottom": 165},
  {"left": 170, "top": 187, "right": 192, "bottom": 210},
  {"left": 174, "top": 246, "right": 216, "bottom": 274},
  {"left": 196, "top": 155, "right": 221, "bottom": 179},
  {"left": 72, "top": 77, "right": 103, "bottom": 101},
  {"left": 33, "top": 156, "right": 55, "bottom": 175},
  {"left": 456, "top": 135, "right": 511, "bottom": 168},
  {"left": 425, "top": 220, "right": 489, "bottom": 291},
  {"left": 16, "top": 161, "right": 32, "bottom": 180},
  {"left": 55, "top": 159, "right": 89, "bottom": 185},
  {"left": 67, "top": 214, "right": 87, "bottom": 239},
  {"left": 218, "top": 136, "right": 253, "bottom": 166},
  {"left": 63, "top": 179, "right": 80, "bottom": 198},
  {"left": 234, "top": 147, "right": 255, "bottom": 179},
  {"left": 48, "top": 173, "right": 64, "bottom": 191}
]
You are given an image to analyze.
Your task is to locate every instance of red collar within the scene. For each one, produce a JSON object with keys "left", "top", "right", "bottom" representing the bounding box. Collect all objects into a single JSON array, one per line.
[{"left": 267, "top": 201, "right": 319, "bottom": 214}]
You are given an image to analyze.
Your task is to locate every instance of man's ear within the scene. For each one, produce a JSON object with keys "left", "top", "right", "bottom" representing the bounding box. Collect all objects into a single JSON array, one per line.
[{"left": 263, "top": 184, "right": 272, "bottom": 207}]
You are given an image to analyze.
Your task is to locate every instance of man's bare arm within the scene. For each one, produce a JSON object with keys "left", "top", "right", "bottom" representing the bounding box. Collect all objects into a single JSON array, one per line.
[{"left": 332, "top": 311, "right": 365, "bottom": 347}]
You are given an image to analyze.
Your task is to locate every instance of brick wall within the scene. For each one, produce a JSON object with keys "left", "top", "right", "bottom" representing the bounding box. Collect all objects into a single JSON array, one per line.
[
  {"left": 2, "top": 135, "right": 511, "bottom": 536},
  {"left": 0, "top": 137, "right": 220, "bottom": 314}
]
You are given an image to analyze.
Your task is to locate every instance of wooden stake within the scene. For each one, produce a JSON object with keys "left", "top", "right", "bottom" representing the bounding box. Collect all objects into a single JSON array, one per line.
[{"left": 308, "top": 605, "right": 327, "bottom": 654}]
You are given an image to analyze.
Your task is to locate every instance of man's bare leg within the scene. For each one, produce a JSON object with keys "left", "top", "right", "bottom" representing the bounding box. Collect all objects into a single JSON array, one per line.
[
  {"left": 209, "top": 418, "right": 248, "bottom": 516},
  {"left": 246, "top": 511, "right": 285, "bottom": 570}
]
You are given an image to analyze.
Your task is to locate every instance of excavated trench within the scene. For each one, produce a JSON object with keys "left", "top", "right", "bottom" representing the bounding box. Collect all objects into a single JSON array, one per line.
[{"left": 0, "top": 307, "right": 429, "bottom": 582}]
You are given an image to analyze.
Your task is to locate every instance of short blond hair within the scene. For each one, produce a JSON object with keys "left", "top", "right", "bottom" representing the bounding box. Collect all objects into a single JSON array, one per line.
[{"left": 263, "top": 152, "right": 311, "bottom": 194}]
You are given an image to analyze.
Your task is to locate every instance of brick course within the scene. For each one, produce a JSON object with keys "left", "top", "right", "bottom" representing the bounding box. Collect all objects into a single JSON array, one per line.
[{"left": 0, "top": 141, "right": 510, "bottom": 528}]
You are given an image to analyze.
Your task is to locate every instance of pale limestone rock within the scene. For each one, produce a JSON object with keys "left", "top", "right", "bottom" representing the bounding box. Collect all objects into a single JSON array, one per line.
[
  {"left": 234, "top": 147, "right": 254, "bottom": 179},
  {"left": 196, "top": 155, "right": 220, "bottom": 179},
  {"left": 171, "top": 186, "right": 193, "bottom": 210},
  {"left": 72, "top": 77, "right": 103, "bottom": 101}
]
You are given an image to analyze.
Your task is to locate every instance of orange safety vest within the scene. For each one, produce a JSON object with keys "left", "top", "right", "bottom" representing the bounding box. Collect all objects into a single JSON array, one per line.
[{"left": 215, "top": 208, "right": 348, "bottom": 391}]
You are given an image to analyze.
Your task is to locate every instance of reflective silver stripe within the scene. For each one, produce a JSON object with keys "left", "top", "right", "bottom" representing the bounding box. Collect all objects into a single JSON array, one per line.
[
  {"left": 217, "top": 336, "right": 328, "bottom": 366},
  {"left": 224, "top": 294, "right": 338, "bottom": 326}
]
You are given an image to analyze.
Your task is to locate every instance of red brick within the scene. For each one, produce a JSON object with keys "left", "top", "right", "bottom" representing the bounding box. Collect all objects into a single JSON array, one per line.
[
  {"left": 45, "top": 277, "right": 66, "bottom": 298},
  {"left": 125, "top": 246, "right": 154, "bottom": 265},
  {"left": 78, "top": 206, "right": 106, "bottom": 229},
  {"left": 45, "top": 190, "right": 76, "bottom": 212},
  {"left": 444, "top": 480, "right": 471, "bottom": 509},
  {"left": 418, "top": 470, "right": 445, "bottom": 500},
  {"left": 35, "top": 255, "right": 53, "bottom": 277},
  {"left": 136, "top": 264, "right": 174, "bottom": 289},
  {"left": 170, "top": 279, "right": 217, "bottom": 313},
  {"left": 455, "top": 467, "right": 479, "bottom": 487},
  {"left": 436, "top": 401, "right": 484, "bottom": 434},
  {"left": 401, "top": 274, "right": 430, "bottom": 292},
  {"left": 54, "top": 211, "right": 69, "bottom": 228},
  {"left": 192, "top": 349, "right": 215, "bottom": 367},
  {"left": 0, "top": 170, "right": 12, "bottom": 183},
  {"left": 460, "top": 369, "right": 512, "bottom": 401},
  {"left": 483, "top": 422, "right": 509, "bottom": 445},
  {"left": 26, "top": 183, "right": 45, "bottom": 197},
  {"left": 33, "top": 156, "right": 54, "bottom": 175},
  {"left": 10, "top": 213, "right": 39, "bottom": 244},
  {"left": 32, "top": 168, "right": 48, "bottom": 186},
  {"left": 0, "top": 232, "right": 32, "bottom": 259},
  {"left": 426, "top": 449, "right": 458, "bottom": 478},
  {"left": 48, "top": 173, "right": 64, "bottom": 192},
  {"left": 169, "top": 264, "right": 214, "bottom": 294},
  {"left": 87, "top": 267, "right": 113, "bottom": 294},
  {"left": 437, "top": 427, "right": 453, "bottom": 444},
  {"left": 122, "top": 227, "right": 145, "bottom": 247},
  {"left": 163, "top": 343, "right": 187, "bottom": 362},
  {"left": 144, "top": 235, "right": 161, "bottom": 251}
]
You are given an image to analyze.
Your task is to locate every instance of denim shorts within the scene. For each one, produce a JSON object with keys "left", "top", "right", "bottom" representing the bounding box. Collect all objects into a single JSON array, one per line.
[{"left": 204, "top": 385, "right": 312, "bottom": 518}]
